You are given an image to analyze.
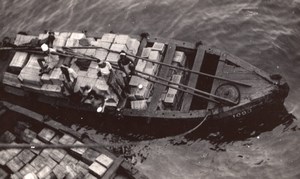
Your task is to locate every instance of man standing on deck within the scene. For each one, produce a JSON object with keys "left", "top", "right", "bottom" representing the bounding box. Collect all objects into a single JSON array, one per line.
[{"left": 117, "top": 51, "right": 136, "bottom": 94}]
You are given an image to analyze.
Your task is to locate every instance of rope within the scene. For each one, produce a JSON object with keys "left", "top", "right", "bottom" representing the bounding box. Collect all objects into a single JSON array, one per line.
[{"left": 174, "top": 110, "right": 212, "bottom": 138}]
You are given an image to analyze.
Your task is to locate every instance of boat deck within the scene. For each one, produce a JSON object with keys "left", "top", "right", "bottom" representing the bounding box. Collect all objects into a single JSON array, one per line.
[{"left": 0, "top": 101, "right": 147, "bottom": 179}]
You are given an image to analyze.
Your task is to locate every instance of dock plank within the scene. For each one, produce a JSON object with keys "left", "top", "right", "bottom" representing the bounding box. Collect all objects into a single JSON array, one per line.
[
  {"left": 147, "top": 43, "right": 176, "bottom": 112},
  {"left": 181, "top": 46, "right": 206, "bottom": 112}
]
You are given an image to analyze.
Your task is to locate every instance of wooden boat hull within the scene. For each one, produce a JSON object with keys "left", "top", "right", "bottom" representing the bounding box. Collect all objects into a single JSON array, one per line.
[{"left": 0, "top": 31, "right": 289, "bottom": 129}]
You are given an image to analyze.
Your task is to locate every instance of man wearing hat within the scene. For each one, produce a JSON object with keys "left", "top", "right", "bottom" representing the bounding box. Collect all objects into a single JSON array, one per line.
[{"left": 118, "top": 51, "right": 136, "bottom": 81}]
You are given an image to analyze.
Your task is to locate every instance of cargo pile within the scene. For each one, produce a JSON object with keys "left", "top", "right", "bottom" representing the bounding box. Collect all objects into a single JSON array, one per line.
[
  {"left": 4, "top": 32, "right": 189, "bottom": 111},
  {"left": 0, "top": 122, "right": 117, "bottom": 178},
  {"left": 4, "top": 32, "right": 142, "bottom": 109},
  {"left": 163, "top": 51, "right": 186, "bottom": 108},
  {"left": 129, "top": 42, "right": 165, "bottom": 110}
]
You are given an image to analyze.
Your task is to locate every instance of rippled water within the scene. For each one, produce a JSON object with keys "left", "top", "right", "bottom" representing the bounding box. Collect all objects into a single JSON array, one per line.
[{"left": 1, "top": 0, "right": 300, "bottom": 178}]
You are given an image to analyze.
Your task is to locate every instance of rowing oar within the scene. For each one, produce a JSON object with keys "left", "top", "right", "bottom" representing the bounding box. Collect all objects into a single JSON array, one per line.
[
  {"left": 0, "top": 46, "right": 41, "bottom": 51},
  {"left": 134, "top": 69, "right": 238, "bottom": 105},
  {"left": 137, "top": 74, "right": 222, "bottom": 104},
  {"left": 110, "top": 65, "right": 223, "bottom": 105},
  {"left": 61, "top": 46, "right": 251, "bottom": 87}
]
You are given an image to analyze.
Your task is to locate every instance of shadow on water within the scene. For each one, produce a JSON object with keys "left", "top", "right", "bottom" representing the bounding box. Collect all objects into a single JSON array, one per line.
[{"left": 182, "top": 104, "right": 298, "bottom": 149}]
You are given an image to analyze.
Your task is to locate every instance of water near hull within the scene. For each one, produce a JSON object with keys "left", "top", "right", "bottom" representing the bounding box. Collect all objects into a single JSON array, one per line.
[{"left": 1, "top": 0, "right": 300, "bottom": 178}]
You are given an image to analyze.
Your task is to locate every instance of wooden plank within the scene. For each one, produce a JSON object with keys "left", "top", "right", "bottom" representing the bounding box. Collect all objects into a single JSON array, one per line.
[
  {"left": 147, "top": 43, "right": 176, "bottom": 112},
  {"left": 207, "top": 53, "right": 226, "bottom": 109},
  {"left": 181, "top": 46, "right": 206, "bottom": 112},
  {"left": 148, "top": 36, "right": 195, "bottom": 49}
]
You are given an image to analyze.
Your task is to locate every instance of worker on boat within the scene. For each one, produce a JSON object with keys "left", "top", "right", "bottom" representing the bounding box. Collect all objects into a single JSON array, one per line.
[
  {"left": 118, "top": 51, "right": 136, "bottom": 80},
  {"left": 21, "top": 31, "right": 55, "bottom": 48},
  {"left": 60, "top": 64, "right": 78, "bottom": 95},
  {"left": 79, "top": 85, "right": 107, "bottom": 113},
  {"left": 117, "top": 51, "right": 136, "bottom": 95},
  {"left": 37, "top": 43, "right": 60, "bottom": 76},
  {"left": 97, "top": 60, "right": 113, "bottom": 80},
  {"left": 97, "top": 60, "right": 127, "bottom": 99}
]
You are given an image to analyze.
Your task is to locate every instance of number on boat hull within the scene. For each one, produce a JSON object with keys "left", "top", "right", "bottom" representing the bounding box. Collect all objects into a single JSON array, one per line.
[{"left": 232, "top": 108, "right": 252, "bottom": 118}]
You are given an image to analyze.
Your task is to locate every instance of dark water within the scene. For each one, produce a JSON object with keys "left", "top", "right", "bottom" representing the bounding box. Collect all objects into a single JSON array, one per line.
[{"left": 1, "top": 0, "right": 300, "bottom": 178}]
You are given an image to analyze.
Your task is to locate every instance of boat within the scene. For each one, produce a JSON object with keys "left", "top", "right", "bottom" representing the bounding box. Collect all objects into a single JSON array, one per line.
[
  {"left": 0, "top": 100, "right": 148, "bottom": 179},
  {"left": 0, "top": 31, "right": 289, "bottom": 126}
]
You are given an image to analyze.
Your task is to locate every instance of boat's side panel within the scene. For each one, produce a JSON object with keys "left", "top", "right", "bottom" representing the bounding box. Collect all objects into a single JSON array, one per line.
[
  {"left": 148, "top": 36, "right": 195, "bottom": 50},
  {"left": 147, "top": 43, "right": 176, "bottom": 112},
  {"left": 180, "top": 46, "right": 205, "bottom": 112}
]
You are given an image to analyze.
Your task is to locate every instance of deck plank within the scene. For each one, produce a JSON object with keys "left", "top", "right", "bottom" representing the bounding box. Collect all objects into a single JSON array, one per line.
[
  {"left": 180, "top": 46, "right": 206, "bottom": 112},
  {"left": 147, "top": 43, "right": 176, "bottom": 112}
]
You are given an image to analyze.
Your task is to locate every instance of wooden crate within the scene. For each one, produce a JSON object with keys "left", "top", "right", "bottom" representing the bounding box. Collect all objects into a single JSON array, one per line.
[
  {"left": 9, "top": 52, "right": 29, "bottom": 72},
  {"left": 19, "top": 164, "right": 37, "bottom": 176},
  {"left": 71, "top": 141, "right": 87, "bottom": 156},
  {"left": 7, "top": 156, "right": 25, "bottom": 172},
  {"left": 114, "top": 34, "right": 130, "bottom": 45},
  {"left": 17, "top": 149, "right": 36, "bottom": 164},
  {"left": 20, "top": 128, "right": 37, "bottom": 143},
  {"left": 95, "top": 154, "right": 114, "bottom": 168},
  {"left": 82, "top": 149, "right": 100, "bottom": 165},
  {"left": 49, "top": 68, "right": 62, "bottom": 85},
  {"left": 131, "top": 100, "right": 148, "bottom": 110},
  {"left": 53, "top": 164, "right": 67, "bottom": 179},
  {"left": 89, "top": 161, "right": 107, "bottom": 178},
  {"left": 94, "top": 49, "right": 108, "bottom": 61},
  {"left": 91, "top": 40, "right": 111, "bottom": 49},
  {"left": 65, "top": 38, "right": 79, "bottom": 47},
  {"left": 70, "top": 32, "right": 86, "bottom": 39},
  {"left": 173, "top": 51, "right": 186, "bottom": 67},
  {"left": 53, "top": 37, "right": 67, "bottom": 47},
  {"left": 141, "top": 47, "right": 152, "bottom": 58},
  {"left": 135, "top": 59, "right": 147, "bottom": 72},
  {"left": 127, "top": 38, "right": 140, "bottom": 55},
  {"left": 149, "top": 50, "right": 161, "bottom": 62},
  {"left": 106, "top": 52, "right": 120, "bottom": 64},
  {"left": 0, "top": 131, "right": 16, "bottom": 143},
  {"left": 49, "top": 149, "right": 67, "bottom": 163},
  {"left": 37, "top": 165, "right": 52, "bottom": 179},
  {"left": 60, "top": 154, "right": 78, "bottom": 166},
  {"left": 58, "top": 134, "right": 76, "bottom": 145},
  {"left": 19, "top": 67, "right": 42, "bottom": 87},
  {"left": 110, "top": 43, "right": 128, "bottom": 53},
  {"left": 135, "top": 81, "right": 153, "bottom": 100},
  {"left": 14, "top": 34, "right": 37, "bottom": 46},
  {"left": 101, "top": 33, "right": 116, "bottom": 43},
  {"left": 38, "top": 128, "right": 56, "bottom": 142},
  {"left": 41, "top": 73, "right": 52, "bottom": 84},
  {"left": 2, "top": 72, "right": 22, "bottom": 88},
  {"left": 0, "top": 150, "right": 14, "bottom": 165},
  {"left": 152, "top": 42, "right": 165, "bottom": 52}
]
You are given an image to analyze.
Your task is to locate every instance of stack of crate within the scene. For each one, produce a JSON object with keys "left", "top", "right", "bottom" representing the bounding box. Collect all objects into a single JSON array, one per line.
[
  {"left": 9, "top": 52, "right": 29, "bottom": 73},
  {"left": 18, "top": 54, "right": 43, "bottom": 93},
  {"left": 164, "top": 74, "right": 183, "bottom": 107},
  {"left": 168, "top": 51, "right": 186, "bottom": 77},
  {"left": 106, "top": 34, "right": 140, "bottom": 64},
  {"left": 129, "top": 75, "right": 153, "bottom": 110},
  {"left": 14, "top": 34, "right": 37, "bottom": 46}
]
